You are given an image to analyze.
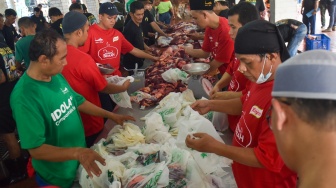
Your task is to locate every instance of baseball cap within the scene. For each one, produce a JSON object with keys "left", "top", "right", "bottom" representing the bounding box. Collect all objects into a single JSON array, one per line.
[
  {"left": 62, "top": 11, "right": 88, "bottom": 34},
  {"left": 99, "top": 2, "right": 120, "bottom": 16}
]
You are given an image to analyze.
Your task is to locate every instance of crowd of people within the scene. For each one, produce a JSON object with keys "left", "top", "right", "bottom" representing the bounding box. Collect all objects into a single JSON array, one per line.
[{"left": 0, "top": 0, "right": 334, "bottom": 187}]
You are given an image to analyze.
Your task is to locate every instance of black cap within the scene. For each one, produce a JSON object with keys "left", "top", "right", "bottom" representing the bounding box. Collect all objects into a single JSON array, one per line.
[
  {"left": 99, "top": 2, "right": 120, "bottom": 16},
  {"left": 189, "top": 0, "right": 214, "bottom": 10},
  {"left": 4, "top": 9, "right": 17, "bottom": 17},
  {"left": 62, "top": 11, "right": 88, "bottom": 34},
  {"left": 235, "top": 20, "right": 290, "bottom": 62}
]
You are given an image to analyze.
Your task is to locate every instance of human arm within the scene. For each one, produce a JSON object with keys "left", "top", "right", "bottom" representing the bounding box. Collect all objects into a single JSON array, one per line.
[
  {"left": 184, "top": 47, "right": 210, "bottom": 58},
  {"left": 144, "top": 43, "right": 151, "bottom": 51},
  {"left": 150, "top": 21, "right": 167, "bottom": 37},
  {"left": 29, "top": 144, "right": 105, "bottom": 178},
  {"left": 185, "top": 133, "right": 263, "bottom": 168},
  {"left": 78, "top": 100, "right": 135, "bottom": 125},
  {"left": 209, "top": 72, "right": 232, "bottom": 97},
  {"left": 211, "top": 91, "right": 243, "bottom": 100},
  {"left": 129, "top": 47, "right": 159, "bottom": 61},
  {"left": 187, "top": 33, "right": 205, "bottom": 40},
  {"left": 207, "top": 59, "right": 227, "bottom": 76},
  {"left": 313, "top": 0, "right": 319, "bottom": 14},
  {"left": 0, "top": 69, "right": 5, "bottom": 84},
  {"left": 170, "top": 2, "right": 175, "bottom": 19},
  {"left": 191, "top": 97, "right": 242, "bottom": 115},
  {"left": 301, "top": 0, "right": 305, "bottom": 14},
  {"left": 100, "top": 80, "right": 131, "bottom": 94}
]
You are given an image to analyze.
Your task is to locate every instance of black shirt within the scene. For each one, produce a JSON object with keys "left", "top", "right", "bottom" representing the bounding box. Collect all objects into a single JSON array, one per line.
[
  {"left": 0, "top": 32, "right": 6, "bottom": 44},
  {"left": 0, "top": 42, "right": 18, "bottom": 106},
  {"left": 239, "top": 0, "right": 265, "bottom": 13},
  {"left": 30, "top": 15, "right": 47, "bottom": 32},
  {"left": 50, "top": 18, "right": 63, "bottom": 36},
  {"left": 219, "top": 9, "right": 229, "bottom": 18},
  {"left": 124, "top": 10, "right": 154, "bottom": 38},
  {"left": 122, "top": 20, "right": 145, "bottom": 69},
  {"left": 141, "top": 10, "right": 155, "bottom": 38},
  {"left": 1, "top": 24, "right": 19, "bottom": 51},
  {"left": 303, "top": 0, "right": 318, "bottom": 12},
  {"left": 276, "top": 19, "right": 303, "bottom": 42}
]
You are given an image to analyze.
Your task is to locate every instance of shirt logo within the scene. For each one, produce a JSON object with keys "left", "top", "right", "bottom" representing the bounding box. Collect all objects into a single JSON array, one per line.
[
  {"left": 113, "top": 36, "right": 119, "bottom": 42},
  {"left": 249, "top": 105, "right": 263, "bottom": 118},
  {"left": 51, "top": 96, "right": 76, "bottom": 126},
  {"left": 235, "top": 112, "right": 252, "bottom": 147},
  {"left": 61, "top": 87, "right": 69, "bottom": 94},
  {"left": 98, "top": 45, "right": 119, "bottom": 60},
  {"left": 95, "top": 38, "right": 104, "bottom": 43}
]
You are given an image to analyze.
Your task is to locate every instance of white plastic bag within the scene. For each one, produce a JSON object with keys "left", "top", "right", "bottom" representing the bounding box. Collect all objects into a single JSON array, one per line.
[
  {"left": 79, "top": 156, "right": 126, "bottom": 188},
  {"left": 162, "top": 68, "right": 188, "bottom": 84},
  {"left": 106, "top": 123, "right": 145, "bottom": 148},
  {"left": 143, "top": 112, "right": 172, "bottom": 144},
  {"left": 106, "top": 76, "right": 134, "bottom": 108},
  {"left": 175, "top": 106, "right": 231, "bottom": 175}
]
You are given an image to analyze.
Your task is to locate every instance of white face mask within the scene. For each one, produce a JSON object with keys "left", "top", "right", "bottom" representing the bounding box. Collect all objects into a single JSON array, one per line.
[{"left": 256, "top": 54, "right": 273, "bottom": 84}]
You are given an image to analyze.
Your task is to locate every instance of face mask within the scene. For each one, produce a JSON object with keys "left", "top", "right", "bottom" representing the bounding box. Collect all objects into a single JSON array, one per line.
[{"left": 256, "top": 54, "right": 273, "bottom": 84}]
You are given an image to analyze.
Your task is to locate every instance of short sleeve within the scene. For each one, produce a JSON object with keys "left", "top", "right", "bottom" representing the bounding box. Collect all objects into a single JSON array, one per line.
[
  {"left": 202, "top": 28, "right": 211, "bottom": 53},
  {"left": 79, "top": 58, "right": 107, "bottom": 92},
  {"left": 11, "top": 101, "right": 46, "bottom": 149},
  {"left": 148, "top": 11, "right": 154, "bottom": 23},
  {"left": 121, "top": 34, "right": 134, "bottom": 54},
  {"left": 253, "top": 119, "right": 285, "bottom": 173},
  {"left": 225, "top": 59, "right": 235, "bottom": 76},
  {"left": 213, "top": 32, "right": 234, "bottom": 64}
]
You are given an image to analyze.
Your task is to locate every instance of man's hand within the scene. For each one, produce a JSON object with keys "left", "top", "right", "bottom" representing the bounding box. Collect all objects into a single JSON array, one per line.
[
  {"left": 111, "top": 113, "right": 135, "bottom": 125},
  {"left": 152, "top": 56, "right": 160, "bottom": 61},
  {"left": 122, "top": 79, "right": 131, "bottom": 91},
  {"left": 76, "top": 148, "right": 106, "bottom": 178},
  {"left": 211, "top": 91, "right": 230, "bottom": 100},
  {"left": 190, "top": 100, "right": 211, "bottom": 115},
  {"left": 185, "top": 133, "right": 219, "bottom": 153},
  {"left": 183, "top": 46, "right": 193, "bottom": 54},
  {"left": 301, "top": 8, "right": 304, "bottom": 14},
  {"left": 187, "top": 33, "right": 204, "bottom": 40},
  {"left": 209, "top": 85, "right": 220, "bottom": 98}
]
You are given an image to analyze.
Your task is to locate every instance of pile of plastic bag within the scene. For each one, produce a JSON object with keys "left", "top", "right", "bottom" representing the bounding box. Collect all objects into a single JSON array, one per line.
[{"left": 79, "top": 90, "right": 234, "bottom": 188}]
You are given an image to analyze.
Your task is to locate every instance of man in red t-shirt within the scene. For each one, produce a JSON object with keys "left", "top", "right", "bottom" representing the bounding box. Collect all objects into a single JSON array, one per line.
[
  {"left": 186, "top": 20, "right": 296, "bottom": 188},
  {"left": 61, "top": 11, "right": 135, "bottom": 147},
  {"left": 209, "top": 2, "right": 258, "bottom": 131},
  {"left": 79, "top": 2, "right": 159, "bottom": 76},
  {"left": 79, "top": 2, "right": 159, "bottom": 113},
  {"left": 184, "top": 0, "right": 234, "bottom": 75}
]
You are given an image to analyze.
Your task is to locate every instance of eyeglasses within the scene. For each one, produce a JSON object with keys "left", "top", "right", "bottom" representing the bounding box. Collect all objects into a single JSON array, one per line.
[{"left": 266, "top": 99, "right": 292, "bottom": 129}]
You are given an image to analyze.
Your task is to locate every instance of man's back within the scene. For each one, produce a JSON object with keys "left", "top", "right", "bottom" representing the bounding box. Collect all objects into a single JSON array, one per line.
[{"left": 30, "top": 15, "right": 46, "bottom": 32}]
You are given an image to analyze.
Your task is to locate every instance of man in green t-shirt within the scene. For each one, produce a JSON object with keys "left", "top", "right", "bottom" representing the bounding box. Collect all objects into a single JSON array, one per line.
[
  {"left": 10, "top": 30, "right": 135, "bottom": 187},
  {"left": 15, "top": 17, "right": 36, "bottom": 71}
]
